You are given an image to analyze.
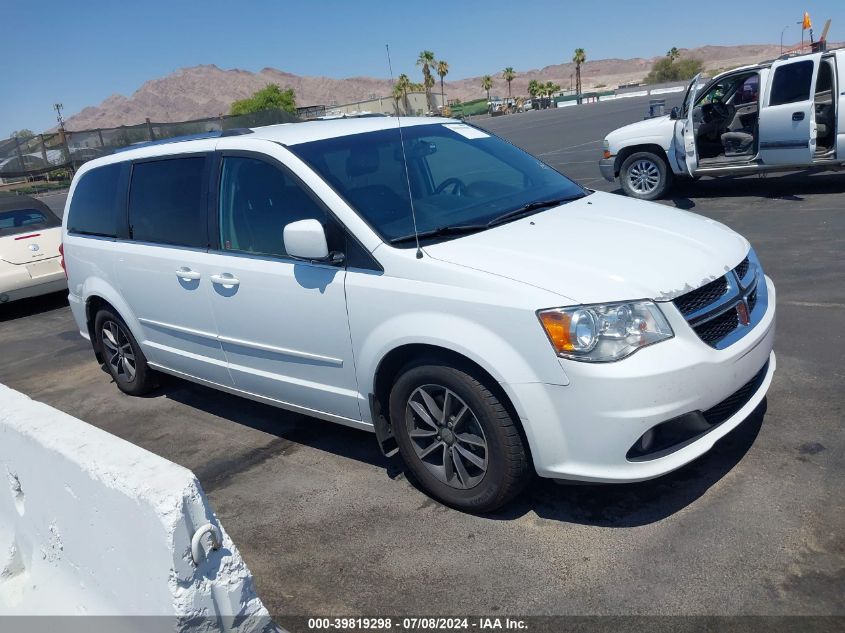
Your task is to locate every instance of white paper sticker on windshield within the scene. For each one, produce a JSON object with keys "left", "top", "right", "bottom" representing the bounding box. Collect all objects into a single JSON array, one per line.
[{"left": 443, "top": 123, "right": 490, "bottom": 139}]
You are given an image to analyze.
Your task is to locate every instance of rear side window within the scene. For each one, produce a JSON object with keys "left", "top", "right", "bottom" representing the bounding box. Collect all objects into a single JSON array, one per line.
[
  {"left": 0, "top": 208, "right": 59, "bottom": 237},
  {"left": 129, "top": 157, "right": 207, "bottom": 248},
  {"left": 769, "top": 61, "right": 814, "bottom": 106},
  {"left": 67, "top": 163, "right": 124, "bottom": 237}
]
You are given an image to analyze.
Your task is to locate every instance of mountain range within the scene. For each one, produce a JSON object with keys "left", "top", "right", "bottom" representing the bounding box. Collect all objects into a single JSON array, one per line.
[{"left": 65, "top": 43, "right": 809, "bottom": 130}]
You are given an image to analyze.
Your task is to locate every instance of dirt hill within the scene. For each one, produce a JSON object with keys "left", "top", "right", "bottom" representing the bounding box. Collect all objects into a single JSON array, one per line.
[{"left": 64, "top": 43, "right": 810, "bottom": 130}]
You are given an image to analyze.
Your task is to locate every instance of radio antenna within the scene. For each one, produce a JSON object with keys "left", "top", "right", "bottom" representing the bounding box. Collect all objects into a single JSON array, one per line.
[{"left": 386, "top": 43, "right": 423, "bottom": 259}]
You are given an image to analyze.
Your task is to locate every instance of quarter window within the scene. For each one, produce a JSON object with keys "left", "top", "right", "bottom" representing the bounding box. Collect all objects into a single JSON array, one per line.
[
  {"left": 218, "top": 156, "right": 327, "bottom": 258},
  {"left": 769, "top": 61, "right": 814, "bottom": 106},
  {"left": 67, "top": 163, "right": 124, "bottom": 237},
  {"left": 128, "top": 157, "right": 207, "bottom": 248}
]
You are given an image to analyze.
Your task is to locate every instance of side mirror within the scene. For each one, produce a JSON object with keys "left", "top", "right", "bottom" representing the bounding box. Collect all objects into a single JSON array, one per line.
[
  {"left": 284, "top": 219, "right": 334, "bottom": 262},
  {"left": 670, "top": 106, "right": 681, "bottom": 120}
]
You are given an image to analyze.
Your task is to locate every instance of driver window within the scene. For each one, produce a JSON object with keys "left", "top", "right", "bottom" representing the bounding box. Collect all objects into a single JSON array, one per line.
[
  {"left": 421, "top": 134, "right": 523, "bottom": 193},
  {"left": 218, "top": 156, "right": 328, "bottom": 258}
]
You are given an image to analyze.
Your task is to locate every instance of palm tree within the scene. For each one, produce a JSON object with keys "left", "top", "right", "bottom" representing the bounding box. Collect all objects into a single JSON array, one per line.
[
  {"left": 436, "top": 60, "right": 449, "bottom": 110},
  {"left": 503, "top": 67, "right": 516, "bottom": 100},
  {"left": 417, "top": 50, "right": 436, "bottom": 112},
  {"left": 667, "top": 47, "right": 680, "bottom": 61},
  {"left": 573, "top": 47, "right": 586, "bottom": 103},
  {"left": 394, "top": 73, "right": 412, "bottom": 114},
  {"left": 481, "top": 75, "right": 493, "bottom": 103},
  {"left": 544, "top": 81, "right": 560, "bottom": 105}
]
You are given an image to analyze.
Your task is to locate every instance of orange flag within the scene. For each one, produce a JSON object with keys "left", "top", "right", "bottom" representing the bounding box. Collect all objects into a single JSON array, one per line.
[{"left": 802, "top": 12, "right": 812, "bottom": 30}]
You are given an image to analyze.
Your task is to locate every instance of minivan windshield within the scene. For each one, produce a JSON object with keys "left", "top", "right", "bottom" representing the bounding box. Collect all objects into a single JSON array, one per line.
[{"left": 289, "top": 123, "right": 587, "bottom": 245}]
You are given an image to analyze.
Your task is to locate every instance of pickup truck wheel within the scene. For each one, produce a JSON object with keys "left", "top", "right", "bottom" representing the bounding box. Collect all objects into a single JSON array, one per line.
[
  {"left": 389, "top": 362, "right": 531, "bottom": 513},
  {"left": 620, "top": 151, "right": 673, "bottom": 200},
  {"left": 94, "top": 308, "right": 157, "bottom": 396}
]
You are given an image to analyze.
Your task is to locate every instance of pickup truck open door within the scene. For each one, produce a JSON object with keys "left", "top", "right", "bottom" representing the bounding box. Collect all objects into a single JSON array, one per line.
[
  {"left": 680, "top": 74, "right": 702, "bottom": 176},
  {"left": 759, "top": 53, "right": 822, "bottom": 165}
]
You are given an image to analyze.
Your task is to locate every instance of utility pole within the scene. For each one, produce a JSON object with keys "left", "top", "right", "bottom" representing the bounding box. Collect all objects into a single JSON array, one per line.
[
  {"left": 781, "top": 25, "right": 789, "bottom": 54},
  {"left": 54, "top": 103, "right": 73, "bottom": 175}
]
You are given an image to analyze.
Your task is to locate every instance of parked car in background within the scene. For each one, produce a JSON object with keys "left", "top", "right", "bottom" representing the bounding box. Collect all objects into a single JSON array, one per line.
[
  {"left": 62, "top": 118, "right": 775, "bottom": 511},
  {"left": 601, "top": 48, "right": 844, "bottom": 199},
  {"left": 0, "top": 194, "right": 66, "bottom": 304}
]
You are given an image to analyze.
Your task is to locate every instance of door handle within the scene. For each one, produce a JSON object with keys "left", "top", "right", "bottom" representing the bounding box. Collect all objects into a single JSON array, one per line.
[
  {"left": 792, "top": 112, "right": 805, "bottom": 121},
  {"left": 176, "top": 267, "right": 201, "bottom": 281},
  {"left": 210, "top": 273, "right": 240, "bottom": 287}
]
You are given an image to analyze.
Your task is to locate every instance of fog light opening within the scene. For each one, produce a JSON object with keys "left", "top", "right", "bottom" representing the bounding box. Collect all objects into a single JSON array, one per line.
[{"left": 639, "top": 428, "right": 655, "bottom": 452}]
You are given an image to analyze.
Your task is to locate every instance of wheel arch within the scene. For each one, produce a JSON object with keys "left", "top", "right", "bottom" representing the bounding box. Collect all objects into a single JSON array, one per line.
[
  {"left": 81, "top": 281, "right": 143, "bottom": 364},
  {"left": 614, "top": 144, "right": 671, "bottom": 176},
  {"left": 370, "top": 343, "right": 534, "bottom": 469}
]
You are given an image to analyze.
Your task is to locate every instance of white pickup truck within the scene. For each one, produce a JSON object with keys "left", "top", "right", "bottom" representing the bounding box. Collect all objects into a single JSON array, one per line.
[{"left": 600, "top": 48, "right": 844, "bottom": 199}]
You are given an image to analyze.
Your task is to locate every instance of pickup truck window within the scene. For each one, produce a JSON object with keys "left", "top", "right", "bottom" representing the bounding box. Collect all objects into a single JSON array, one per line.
[{"left": 770, "top": 61, "right": 814, "bottom": 106}]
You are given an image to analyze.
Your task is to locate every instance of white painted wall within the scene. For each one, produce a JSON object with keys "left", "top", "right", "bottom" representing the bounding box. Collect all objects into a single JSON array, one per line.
[{"left": 0, "top": 383, "right": 272, "bottom": 629}]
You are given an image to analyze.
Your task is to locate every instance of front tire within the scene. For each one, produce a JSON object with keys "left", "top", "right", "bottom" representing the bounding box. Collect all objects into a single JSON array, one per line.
[
  {"left": 94, "top": 308, "right": 157, "bottom": 396},
  {"left": 619, "top": 151, "right": 673, "bottom": 200},
  {"left": 389, "top": 362, "right": 531, "bottom": 512}
]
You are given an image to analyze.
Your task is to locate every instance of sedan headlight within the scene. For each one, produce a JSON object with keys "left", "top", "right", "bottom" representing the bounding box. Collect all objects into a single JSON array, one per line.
[{"left": 538, "top": 301, "right": 673, "bottom": 362}]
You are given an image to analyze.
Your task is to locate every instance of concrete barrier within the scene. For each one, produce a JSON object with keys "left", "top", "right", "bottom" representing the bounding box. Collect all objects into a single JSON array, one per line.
[{"left": 0, "top": 383, "right": 273, "bottom": 629}]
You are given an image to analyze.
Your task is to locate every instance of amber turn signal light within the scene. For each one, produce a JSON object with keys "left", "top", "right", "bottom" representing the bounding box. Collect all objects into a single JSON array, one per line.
[{"left": 538, "top": 310, "right": 574, "bottom": 354}]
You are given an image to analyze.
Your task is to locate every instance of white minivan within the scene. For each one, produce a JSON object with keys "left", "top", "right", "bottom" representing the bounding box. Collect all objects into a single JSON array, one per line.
[{"left": 62, "top": 118, "right": 776, "bottom": 511}]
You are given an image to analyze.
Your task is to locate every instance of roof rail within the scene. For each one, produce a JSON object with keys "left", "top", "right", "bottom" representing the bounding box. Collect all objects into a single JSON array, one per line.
[{"left": 114, "top": 128, "right": 252, "bottom": 153}]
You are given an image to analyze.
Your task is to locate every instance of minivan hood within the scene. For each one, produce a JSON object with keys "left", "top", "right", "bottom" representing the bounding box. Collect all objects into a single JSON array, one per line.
[{"left": 423, "top": 191, "right": 749, "bottom": 305}]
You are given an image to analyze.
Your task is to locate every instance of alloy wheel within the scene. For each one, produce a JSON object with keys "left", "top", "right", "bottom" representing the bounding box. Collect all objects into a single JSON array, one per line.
[
  {"left": 101, "top": 320, "right": 137, "bottom": 382},
  {"left": 628, "top": 159, "right": 661, "bottom": 194},
  {"left": 406, "top": 384, "right": 488, "bottom": 490}
]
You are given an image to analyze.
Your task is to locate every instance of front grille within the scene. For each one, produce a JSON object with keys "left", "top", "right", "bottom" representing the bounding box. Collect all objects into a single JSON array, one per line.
[
  {"left": 734, "top": 257, "right": 750, "bottom": 280},
  {"left": 747, "top": 286, "right": 758, "bottom": 313},
  {"left": 673, "top": 276, "right": 728, "bottom": 316},
  {"left": 693, "top": 308, "right": 739, "bottom": 346},
  {"left": 703, "top": 361, "right": 769, "bottom": 425}
]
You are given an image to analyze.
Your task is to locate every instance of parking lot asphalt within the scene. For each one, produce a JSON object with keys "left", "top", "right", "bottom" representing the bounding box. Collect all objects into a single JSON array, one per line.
[{"left": 4, "top": 98, "right": 844, "bottom": 624}]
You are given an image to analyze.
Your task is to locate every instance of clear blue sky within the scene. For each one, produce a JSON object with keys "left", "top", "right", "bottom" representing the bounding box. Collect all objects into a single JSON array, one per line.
[{"left": 3, "top": 0, "right": 844, "bottom": 132}]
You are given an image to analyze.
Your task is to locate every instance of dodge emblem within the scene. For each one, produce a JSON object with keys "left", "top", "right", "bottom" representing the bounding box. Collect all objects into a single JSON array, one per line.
[{"left": 736, "top": 301, "right": 750, "bottom": 326}]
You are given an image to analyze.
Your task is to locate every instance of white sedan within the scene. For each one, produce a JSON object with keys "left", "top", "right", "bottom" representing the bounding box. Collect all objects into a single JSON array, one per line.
[{"left": 0, "top": 194, "right": 67, "bottom": 304}]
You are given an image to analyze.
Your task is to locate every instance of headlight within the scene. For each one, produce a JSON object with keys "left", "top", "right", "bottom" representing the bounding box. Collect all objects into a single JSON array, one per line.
[{"left": 538, "top": 301, "right": 673, "bottom": 362}]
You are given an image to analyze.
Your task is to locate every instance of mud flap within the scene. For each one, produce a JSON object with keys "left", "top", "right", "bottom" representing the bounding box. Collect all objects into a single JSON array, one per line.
[{"left": 370, "top": 394, "right": 399, "bottom": 457}]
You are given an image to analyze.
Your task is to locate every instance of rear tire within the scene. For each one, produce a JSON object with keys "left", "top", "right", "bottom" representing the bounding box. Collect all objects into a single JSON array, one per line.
[
  {"left": 94, "top": 308, "right": 157, "bottom": 396},
  {"left": 389, "top": 362, "right": 531, "bottom": 513},
  {"left": 620, "top": 151, "right": 673, "bottom": 200}
]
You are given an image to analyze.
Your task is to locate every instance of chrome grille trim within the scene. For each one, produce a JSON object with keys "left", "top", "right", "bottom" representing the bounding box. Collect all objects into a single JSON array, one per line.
[{"left": 671, "top": 249, "right": 767, "bottom": 350}]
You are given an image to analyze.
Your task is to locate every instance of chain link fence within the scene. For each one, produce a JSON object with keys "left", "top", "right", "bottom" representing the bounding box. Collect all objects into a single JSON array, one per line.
[{"left": 0, "top": 108, "right": 300, "bottom": 183}]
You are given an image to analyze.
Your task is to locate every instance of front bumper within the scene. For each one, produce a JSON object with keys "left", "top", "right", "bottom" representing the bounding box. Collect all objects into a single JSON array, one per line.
[
  {"left": 503, "top": 275, "right": 776, "bottom": 483},
  {"left": 599, "top": 157, "right": 616, "bottom": 182}
]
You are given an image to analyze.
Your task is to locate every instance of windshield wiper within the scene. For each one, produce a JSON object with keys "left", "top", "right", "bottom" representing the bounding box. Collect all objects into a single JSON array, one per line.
[
  {"left": 486, "top": 195, "right": 586, "bottom": 228},
  {"left": 389, "top": 223, "right": 487, "bottom": 245}
]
